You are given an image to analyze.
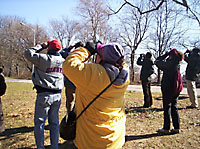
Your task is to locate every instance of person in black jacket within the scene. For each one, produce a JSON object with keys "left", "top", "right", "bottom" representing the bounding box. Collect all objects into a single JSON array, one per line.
[
  {"left": 184, "top": 48, "right": 200, "bottom": 109},
  {"left": 155, "top": 49, "right": 184, "bottom": 134},
  {"left": 0, "top": 67, "right": 7, "bottom": 133},
  {"left": 137, "top": 52, "right": 154, "bottom": 108},
  {"left": 60, "top": 42, "right": 83, "bottom": 115}
]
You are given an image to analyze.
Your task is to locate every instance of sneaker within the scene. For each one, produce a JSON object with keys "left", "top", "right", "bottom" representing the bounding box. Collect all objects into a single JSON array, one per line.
[
  {"left": 157, "top": 128, "right": 170, "bottom": 134},
  {"left": 186, "top": 105, "right": 198, "bottom": 109},
  {"left": 171, "top": 129, "right": 180, "bottom": 134}
]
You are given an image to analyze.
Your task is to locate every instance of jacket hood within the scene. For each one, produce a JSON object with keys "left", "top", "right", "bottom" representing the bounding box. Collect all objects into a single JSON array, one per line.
[{"left": 102, "top": 63, "right": 128, "bottom": 86}]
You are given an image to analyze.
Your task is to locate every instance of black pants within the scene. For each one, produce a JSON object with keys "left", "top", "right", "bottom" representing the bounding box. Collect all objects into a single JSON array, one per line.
[
  {"left": 142, "top": 81, "right": 152, "bottom": 107},
  {"left": 0, "top": 98, "right": 5, "bottom": 133},
  {"left": 162, "top": 88, "right": 180, "bottom": 130}
]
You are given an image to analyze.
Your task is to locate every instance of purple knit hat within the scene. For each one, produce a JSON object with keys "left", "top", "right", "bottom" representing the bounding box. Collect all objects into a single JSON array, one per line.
[{"left": 97, "top": 43, "right": 125, "bottom": 64}]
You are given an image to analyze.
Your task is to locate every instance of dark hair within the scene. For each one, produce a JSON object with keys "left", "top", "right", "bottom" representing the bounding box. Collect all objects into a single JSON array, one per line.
[
  {"left": 146, "top": 52, "right": 152, "bottom": 58},
  {"left": 115, "top": 57, "right": 125, "bottom": 69},
  {"left": 192, "top": 48, "right": 200, "bottom": 54}
]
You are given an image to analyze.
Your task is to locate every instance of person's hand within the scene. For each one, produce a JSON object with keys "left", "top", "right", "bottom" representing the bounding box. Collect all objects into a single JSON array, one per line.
[
  {"left": 163, "top": 51, "right": 169, "bottom": 57},
  {"left": 41, "top": 42, "right": 48, "bottom": 49},
  {"left": 84, "top": 42, "right": 96, "bottom": 55},
  {"left": 185, "top": 50, "right": 191, "bottom": 54},
  {"left": 140, "top": 54, "right": 145, "bottom": 57},
  {"left": 74, "top": 42, "right": 84, "bottom": 49}
]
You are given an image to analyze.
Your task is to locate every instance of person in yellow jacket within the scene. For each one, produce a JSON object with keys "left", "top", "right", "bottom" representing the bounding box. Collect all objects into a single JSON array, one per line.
[{"left": 62, "top": 41, "right": 129, "bottom": 148}]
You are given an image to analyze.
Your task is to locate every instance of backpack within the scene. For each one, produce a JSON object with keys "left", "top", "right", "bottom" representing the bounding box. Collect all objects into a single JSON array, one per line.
[{"left": 174, "top": 70, "right": 183, "bottom": 94}]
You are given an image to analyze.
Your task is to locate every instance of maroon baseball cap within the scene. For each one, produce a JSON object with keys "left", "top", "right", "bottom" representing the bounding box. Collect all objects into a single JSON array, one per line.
[{"left": 48, "top": 40, "right": 62, "bottom": 51}]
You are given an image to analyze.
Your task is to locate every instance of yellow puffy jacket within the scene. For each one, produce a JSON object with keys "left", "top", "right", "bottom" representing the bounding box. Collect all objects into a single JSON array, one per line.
[{"left": 62, "top": 47, "right": 129, "bottom": 149}]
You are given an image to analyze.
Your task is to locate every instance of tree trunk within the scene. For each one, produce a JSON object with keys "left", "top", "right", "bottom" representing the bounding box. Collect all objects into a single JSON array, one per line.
[{"left": 131, "top": 50, "right": 135, "bottom": 83}]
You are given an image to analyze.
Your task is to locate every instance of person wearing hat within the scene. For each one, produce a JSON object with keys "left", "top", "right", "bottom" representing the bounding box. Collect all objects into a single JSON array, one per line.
[
  {"left": 62, "top": 42, "right": 129, "bottom": 148},
  {"left": 24, "top": 40, "right": 64, "bottom": 149},
  {"left": 184, "top": 47, "right": 200, "bottom": 109},
  {"left": 0, "top": 67, "right": 7, "bottom": 133},
  {"left": 155, "top": 49, "right": 184, "bottom": 134},
  {"left": 137, "top": 52, "right": 154, "bottom": 108}
]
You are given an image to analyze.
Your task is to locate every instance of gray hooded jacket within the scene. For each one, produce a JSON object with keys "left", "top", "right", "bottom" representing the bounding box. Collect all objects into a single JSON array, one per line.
[{"left": 24, "top": 45, "right": 64, "bottom": 91}]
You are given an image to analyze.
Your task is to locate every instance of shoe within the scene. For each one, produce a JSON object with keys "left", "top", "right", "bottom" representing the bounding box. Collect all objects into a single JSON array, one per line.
[
  {"left": 143, "top": 104, "right": 151, "bottom": 108},
  {"left": 186, "top": 105, "right": 198, "bottom": 109},
  {"left": 171, "top": 129, "right": 179, "bottom": 134},
  {"left": 143, "top": 105, "right": 149, "bottom": 108},
  {"left": 156, "top": 128, "right": 170, "bottom": 134}
]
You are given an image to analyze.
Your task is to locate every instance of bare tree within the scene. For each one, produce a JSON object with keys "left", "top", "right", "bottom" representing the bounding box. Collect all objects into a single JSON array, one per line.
[
  {"left": 0, "top": 15, "right": 48, "bottom": 78},
  {"left": 76, "top": 0, "right": 111, "bottom": 43},
  {"left": 49, "top": 18, "right": 79, "bottom": 48},
  {"left": 147, "top": 2, "right": 186, "bottom": 83},
  {"left": 109, "top": 0, "right": 200, "bottom": 26},
  {"left": 115, "top": 1, "right": 151, "bottom": 82}
]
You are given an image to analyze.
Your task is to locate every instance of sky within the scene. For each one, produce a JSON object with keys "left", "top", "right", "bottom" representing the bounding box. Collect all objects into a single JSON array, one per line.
[{"left": 0, "top": 0, "right": 79, "bottom": 26}]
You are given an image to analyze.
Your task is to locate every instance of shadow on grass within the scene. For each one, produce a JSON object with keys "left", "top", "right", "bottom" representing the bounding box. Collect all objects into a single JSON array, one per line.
[
  {"left": 0, "top": 125, "right": 50, "bottom": 141},
  {"left": 125, "top": 133, "right": 174, "bottom": 142},
  {"left": 155, "top": 95, "right": 189, "bottom": 100},
  {"left": 125, "top": 107, "right": 163, "bottom": 114},
  {"left": 125, "top": 106, "right": 186, "bottom": 114},
  {"left": 44, "top": 141, "right": 77, "bottom": 149}
]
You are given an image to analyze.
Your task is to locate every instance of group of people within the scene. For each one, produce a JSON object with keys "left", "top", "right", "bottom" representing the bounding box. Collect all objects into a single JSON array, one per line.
[
  {"left": 137, "top": 48, "right": 200, "bottom": 135},
  {"left": 24, "top": 40, "right": 129, "bottom": 148},
  {"left": 1, "top": 40, "right": 199, "bottom": 148}
]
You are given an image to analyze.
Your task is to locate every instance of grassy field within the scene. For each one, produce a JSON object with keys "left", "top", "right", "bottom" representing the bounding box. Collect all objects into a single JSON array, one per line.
[{"left": 0, "top": 82, "right": 200, "bottom": 148}]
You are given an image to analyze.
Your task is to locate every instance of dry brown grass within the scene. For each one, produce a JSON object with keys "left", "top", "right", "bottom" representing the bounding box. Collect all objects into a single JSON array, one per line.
[{"left": 0, "top": 82, "right": 200, "bottom": 148}]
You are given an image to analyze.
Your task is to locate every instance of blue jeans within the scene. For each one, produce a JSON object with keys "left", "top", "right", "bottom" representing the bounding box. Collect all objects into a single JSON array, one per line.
[{"left": 34, "top": 92, "right": 61, "bottom": 149}]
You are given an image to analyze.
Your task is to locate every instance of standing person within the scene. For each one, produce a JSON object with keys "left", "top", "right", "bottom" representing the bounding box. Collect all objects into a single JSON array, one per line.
[
  {"left": 62, "top": 42, "right": 129, "bottom": 148},
  {"left": 155, "top": 49, "right": 184, "bottom": 134},
  {"left": 24, "top": 40, "right": 64, "bottom": 149},
  {"left": 137, "top": 52, "right": 154, "bottom": 108},
  {"left": 0, "top": 67, "right": 7, "bottom": 133},
  {"left": 60, "top": 42, "right": 83, "bottom": 114},
  {"left": 184, "top": 48, "right": 200, "bottom": 109}
]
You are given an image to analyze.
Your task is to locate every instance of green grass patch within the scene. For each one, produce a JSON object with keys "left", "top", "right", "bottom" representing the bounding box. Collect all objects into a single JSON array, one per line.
[{"left": 0, "top": 82, "right": 200, "bottom": 148}]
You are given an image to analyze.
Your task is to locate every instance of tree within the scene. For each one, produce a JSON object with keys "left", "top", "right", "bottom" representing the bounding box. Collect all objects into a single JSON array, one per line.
[
  {"left": 0, "top": 15, "right": 48, "bottom": 78},
  {"left": 76, "top": 0, "right": 111, "bottom": 43},
  {"left": 48, "top": 18, "right": 79, "bottom": 48},
  {"left": 117, "top": 1, "right": 151, "bottom": 82},
  {"left": 147, "top": 2, "right": 186, "bottom": 83},
  {"left": 109, "top": 0, "right": 200, "bottom": 26}
]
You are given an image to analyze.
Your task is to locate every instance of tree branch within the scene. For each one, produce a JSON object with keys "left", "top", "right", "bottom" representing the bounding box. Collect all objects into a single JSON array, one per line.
[{"left": 109, "top": 0, "right": 165, "bottom": 15}]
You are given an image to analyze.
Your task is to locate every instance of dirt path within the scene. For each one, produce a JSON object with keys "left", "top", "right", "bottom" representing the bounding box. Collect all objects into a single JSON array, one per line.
[{"left": 6, "top": 78, "right": 200, "bottom": 95}]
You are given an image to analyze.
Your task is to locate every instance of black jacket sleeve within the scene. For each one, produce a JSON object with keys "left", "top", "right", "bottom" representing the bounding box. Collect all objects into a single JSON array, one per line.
[{"left": 0, "top": 75, "right": 7, "bottom": 96}]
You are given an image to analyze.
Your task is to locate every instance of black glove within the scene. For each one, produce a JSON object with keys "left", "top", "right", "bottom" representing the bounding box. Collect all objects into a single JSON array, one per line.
[
  {"left": 140, "top": 54, "right": 145, "bottom": 58},
  {"left": 186, "top": 50, "right": 190, "bottom": 53},
  {"left": 84, "top": 42, "right": 96, "bottom": 55},
  {"left": 96, "top": 40, "right": 103, "bottom": 44},
  {"left": 74, "top": 42, "right": 84, "bottom": 49},
  {"left": 163, "top": 51, "right": 169, "bottom": 58}
]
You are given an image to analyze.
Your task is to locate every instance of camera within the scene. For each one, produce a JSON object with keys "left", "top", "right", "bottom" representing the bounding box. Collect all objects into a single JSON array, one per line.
[{"left": 140, "top": 54, "right": 145, "bottom": 58}]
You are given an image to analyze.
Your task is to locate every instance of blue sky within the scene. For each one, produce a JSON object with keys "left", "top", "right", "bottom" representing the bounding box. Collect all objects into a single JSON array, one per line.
[{"left": 0, "top": 0, "right": 78, "bottom": 26}]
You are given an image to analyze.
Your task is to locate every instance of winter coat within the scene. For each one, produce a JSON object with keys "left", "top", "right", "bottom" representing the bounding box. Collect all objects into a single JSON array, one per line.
[
  {"left": 62, "top": 47, "right": 129, "bottom": 149},
  {"left": 0, "top": 74, "right": 6, "bottom": 96},
  {"left": 155, "top": 55, "right": 182, "bottom": 95},
  {"left": 184, "top": 53, "right": 200, "bottom": 81},
  {"left": 24, "top": 45, "right": 64, "bottom": 92},
  {"left": 137, "top": 57, "right": 154, "bottom": 82}
]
